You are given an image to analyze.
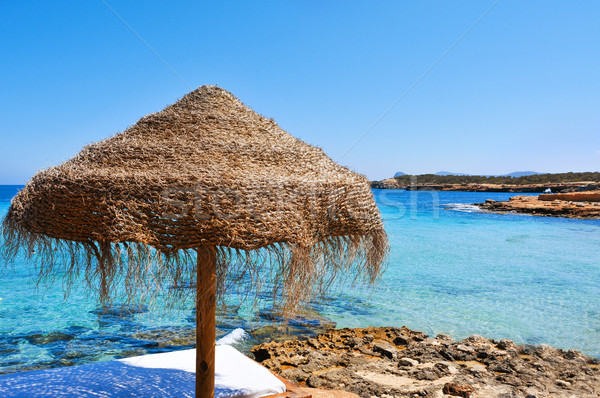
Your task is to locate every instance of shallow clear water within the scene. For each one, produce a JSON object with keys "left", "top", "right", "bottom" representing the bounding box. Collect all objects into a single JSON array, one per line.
[
  {"left": 0, "top": 186, "right": 599, "bottom": 373},
  {"left": 326, "top": 190, "right": 600, "bottom": 356}
]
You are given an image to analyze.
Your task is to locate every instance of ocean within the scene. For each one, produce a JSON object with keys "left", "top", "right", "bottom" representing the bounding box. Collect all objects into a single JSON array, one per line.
[{"left": 0, "top": 185, "right": 599, "bottom": 374}]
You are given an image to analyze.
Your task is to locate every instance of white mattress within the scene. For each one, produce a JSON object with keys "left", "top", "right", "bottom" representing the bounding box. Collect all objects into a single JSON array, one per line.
[{"left": 0, "top": 346, "right": 286, "bottom": 397}]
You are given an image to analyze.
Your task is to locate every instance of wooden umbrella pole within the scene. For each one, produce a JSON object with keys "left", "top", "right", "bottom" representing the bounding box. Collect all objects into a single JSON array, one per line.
[{"left": 196, "top": 246, "right": 217, "bottom": 398}]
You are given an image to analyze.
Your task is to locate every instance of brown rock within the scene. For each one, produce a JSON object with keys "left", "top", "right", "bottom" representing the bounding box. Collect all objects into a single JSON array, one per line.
[
  {"left": 539, "top": 191, "right": 600, "bottom": 202},
  {"left": 252, "top": 326, "right": 600, "bottom": 398},
  {"left": 372, "top": 341, "right": 399, "bottom": 359},
  {"left": 397, "top": 357, "right": 419, "bottom": 367},
  {"left": 442, "top": 382, "right": 475, "bottom": 397},
  {"left": 476, "top": 194, "right": 600, "bottom": 219}
]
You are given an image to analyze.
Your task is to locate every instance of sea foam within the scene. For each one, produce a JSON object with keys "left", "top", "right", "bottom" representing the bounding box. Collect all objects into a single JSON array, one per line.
[
  {"left": 216, "top": 328, "right": 248, "bottom": 346},
  {"left": 444, "top": 203, "right": 483, "bottom": 213}
]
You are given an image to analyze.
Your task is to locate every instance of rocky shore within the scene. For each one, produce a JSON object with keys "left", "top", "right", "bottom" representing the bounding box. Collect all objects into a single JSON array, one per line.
[
  {"left": 476, "top": 193, "right": 600, "bottom": 219},
  {"left": 371, "top": 180, "right": 600, "bottom": 193},
  {"left": 252, "top": 326, "right": 600, "bottom": 398}
]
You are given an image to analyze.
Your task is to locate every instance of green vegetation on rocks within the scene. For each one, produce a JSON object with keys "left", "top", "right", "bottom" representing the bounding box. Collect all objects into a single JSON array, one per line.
[{"left": 386, "top": 172, "right": 600, "bottom": 186}]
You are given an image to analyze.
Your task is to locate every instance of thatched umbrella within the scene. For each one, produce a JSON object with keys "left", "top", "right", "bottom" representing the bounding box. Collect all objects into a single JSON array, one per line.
[{"left": 1, "top": 86, "right": 388, "bottom": 397}]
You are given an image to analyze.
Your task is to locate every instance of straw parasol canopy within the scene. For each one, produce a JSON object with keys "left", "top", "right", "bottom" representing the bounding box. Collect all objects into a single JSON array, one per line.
[{"left": 1, "top": 86, "right": 388, "bottom": 397}]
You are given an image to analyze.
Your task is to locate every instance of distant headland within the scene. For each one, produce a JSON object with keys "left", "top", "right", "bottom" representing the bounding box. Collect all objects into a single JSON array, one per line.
[{"left": 371, "top": 172, "right": 600, "bottom": 193}]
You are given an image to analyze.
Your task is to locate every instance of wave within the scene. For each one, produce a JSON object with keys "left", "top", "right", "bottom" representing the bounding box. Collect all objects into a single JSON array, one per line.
[
  {"left": 216, "top": 328, "right": 248, "bottom": 346},
  {"left": 444, "top": 203, "right": 483, "bottom": 213}
]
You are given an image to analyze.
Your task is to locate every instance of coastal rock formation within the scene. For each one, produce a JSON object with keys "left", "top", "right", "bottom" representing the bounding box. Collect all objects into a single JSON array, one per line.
[
  {"left": 476, "top": 194, "right": 600, "bottom": 219},
  {"left": 538, "top": 192, "right": 600, "bottom": 202},
  {"left": 252, "top": 326, "right": 600, "bottom": 398}
]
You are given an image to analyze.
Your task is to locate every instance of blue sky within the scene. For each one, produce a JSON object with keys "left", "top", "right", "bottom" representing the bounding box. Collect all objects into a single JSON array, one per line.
[{"left": 1, "top": 1, "right": 598, "bottom": 184}]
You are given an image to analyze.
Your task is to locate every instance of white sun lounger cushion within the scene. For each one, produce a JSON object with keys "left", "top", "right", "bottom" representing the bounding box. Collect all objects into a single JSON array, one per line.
[{"left": 0, "top": 346, "right": 286, "bottom": 398}]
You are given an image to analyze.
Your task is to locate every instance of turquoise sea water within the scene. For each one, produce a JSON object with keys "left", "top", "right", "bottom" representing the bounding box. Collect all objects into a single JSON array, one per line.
[{"left": 0, "top": 186, "right": 599, "bottom": 374}]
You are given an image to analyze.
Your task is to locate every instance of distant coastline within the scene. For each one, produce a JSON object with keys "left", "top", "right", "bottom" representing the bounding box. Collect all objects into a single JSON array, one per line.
[{"left": 371, "top": 172, "right": 600, "bottom": 193}]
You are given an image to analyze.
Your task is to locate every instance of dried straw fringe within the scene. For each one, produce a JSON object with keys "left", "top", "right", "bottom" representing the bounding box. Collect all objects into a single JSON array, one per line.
[{"left": 1, "top": 214, "right": 387, "bottom": 314}]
